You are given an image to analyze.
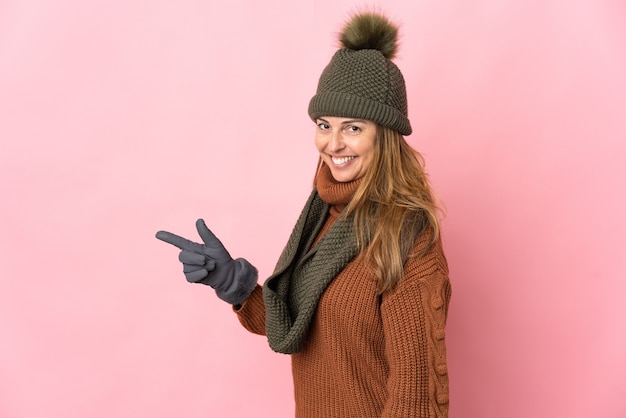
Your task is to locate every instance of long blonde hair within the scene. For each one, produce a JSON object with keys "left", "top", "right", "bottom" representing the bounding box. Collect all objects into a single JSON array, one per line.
[{"left": 344, "top": 125, "right": 442, "bottom": 293}]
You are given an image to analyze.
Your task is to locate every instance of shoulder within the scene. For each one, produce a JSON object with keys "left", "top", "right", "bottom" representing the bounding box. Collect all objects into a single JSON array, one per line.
[
  {"left": 384, "top": 228, "right": 450, "bottom": 299},
  {"left": 405, "top": 228, "right": 449, "bottom": 280},
  {"left": 383, "top": 231, "right": 452, "bottom": 321}
]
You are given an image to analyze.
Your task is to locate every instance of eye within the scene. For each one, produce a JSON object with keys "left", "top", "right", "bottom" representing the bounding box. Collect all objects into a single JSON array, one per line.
[
  {"left": 345, "top": 125, "right": 362, "bottom": 134},
  {"left": 317, "top": 122, "right": 330, "bottom": 131}
]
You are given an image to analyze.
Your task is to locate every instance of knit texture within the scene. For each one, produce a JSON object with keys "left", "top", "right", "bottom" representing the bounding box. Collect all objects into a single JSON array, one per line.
[
  {"left": 308, "top": 12, "right": 412, "bottom": 135},
  {"left": 316, "top": 163, "right": 361, "bottom": 216},
  {"left": 235, "top": 166, "right": 451, "bottom": 417},
  {"left": 308, "top": 48, "right": 411, "bottom": 135},
  {"left": 261, "top": 165, "right": 363, "bottom": 354}
]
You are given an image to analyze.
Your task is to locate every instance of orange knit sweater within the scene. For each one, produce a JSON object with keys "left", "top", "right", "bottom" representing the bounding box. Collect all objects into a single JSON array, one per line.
[{"left": 235, "top": 171, "right": 451, "bottom": 417}]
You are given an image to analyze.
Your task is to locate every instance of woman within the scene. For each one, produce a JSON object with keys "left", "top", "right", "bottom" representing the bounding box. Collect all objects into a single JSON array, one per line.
[{"left": 157, "top": 12, "right": 451, "bottom": 417}]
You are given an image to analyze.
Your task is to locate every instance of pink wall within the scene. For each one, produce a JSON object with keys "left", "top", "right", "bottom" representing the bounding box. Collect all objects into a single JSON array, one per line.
[{"left": 1, "top": 0, "right": 625, "bottom": 417}]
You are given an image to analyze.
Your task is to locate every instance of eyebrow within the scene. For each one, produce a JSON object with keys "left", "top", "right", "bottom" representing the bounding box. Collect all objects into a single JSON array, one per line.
[{"left": 317, "top": 118, "right": 368, "bottom": 125}]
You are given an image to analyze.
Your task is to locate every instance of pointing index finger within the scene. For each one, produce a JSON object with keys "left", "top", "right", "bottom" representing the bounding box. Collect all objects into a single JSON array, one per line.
[{"left": 155, "top": 230, "right": 203, "bottom": 253}]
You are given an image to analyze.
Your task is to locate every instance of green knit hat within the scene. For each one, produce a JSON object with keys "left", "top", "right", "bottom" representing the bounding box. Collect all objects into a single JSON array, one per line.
[{"left": 308, "top": 12, "right": 412, "bottom": 136}]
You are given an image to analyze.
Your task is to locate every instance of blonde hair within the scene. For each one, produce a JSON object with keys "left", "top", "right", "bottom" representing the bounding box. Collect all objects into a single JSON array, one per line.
[{"left": 344, "top": 125, "right": 442, "bottom": 293}]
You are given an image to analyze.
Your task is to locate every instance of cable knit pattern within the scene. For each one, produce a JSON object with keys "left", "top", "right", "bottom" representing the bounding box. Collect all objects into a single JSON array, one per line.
[{"left": 235, "top": 165, "right": 451, "bottom": 417}]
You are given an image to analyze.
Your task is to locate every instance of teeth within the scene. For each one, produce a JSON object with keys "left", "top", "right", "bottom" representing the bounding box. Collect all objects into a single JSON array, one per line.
[{"left": 332, "top": 156, "right": 355, "bottom": 165}]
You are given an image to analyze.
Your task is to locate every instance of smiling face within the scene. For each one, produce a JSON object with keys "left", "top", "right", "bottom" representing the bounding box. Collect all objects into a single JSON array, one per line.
[{"left": 314, "top": 116, "right": 377, "bottom": 183}]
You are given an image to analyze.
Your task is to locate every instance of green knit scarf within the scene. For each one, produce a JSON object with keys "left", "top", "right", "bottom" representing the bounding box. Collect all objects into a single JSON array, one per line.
[{"left": 262, "top": 189, "right": 360, "bottom": 354}]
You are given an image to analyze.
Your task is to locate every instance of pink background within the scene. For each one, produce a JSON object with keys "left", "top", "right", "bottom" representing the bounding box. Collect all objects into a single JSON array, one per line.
[{"left": 1, "top": 0, "right": 625, "bottom": 417}]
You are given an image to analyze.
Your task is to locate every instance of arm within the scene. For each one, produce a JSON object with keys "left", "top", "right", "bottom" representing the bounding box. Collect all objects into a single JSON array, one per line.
[
  {"left": 233, "top": 285, "right": 267, "bottom": 336},
  {"left": 380, "top": 240, "right": 451, "bottom": 418}
]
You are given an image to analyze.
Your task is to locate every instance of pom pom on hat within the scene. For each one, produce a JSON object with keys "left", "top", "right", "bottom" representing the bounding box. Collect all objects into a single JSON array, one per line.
[
  {"left": 308, "top": 12, "right": 412, "bottom": 135},
  {"left": 340, "top": 12, "right": 399, "bottom": 59}
]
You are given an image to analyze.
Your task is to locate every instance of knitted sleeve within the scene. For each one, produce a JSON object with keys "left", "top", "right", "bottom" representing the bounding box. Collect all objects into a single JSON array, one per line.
[
  {"left": 233, "top": 285, "right": 267, "bottom": 336},
  {"left": 380, "top": 239, "right": 451, "bottom": 418}
]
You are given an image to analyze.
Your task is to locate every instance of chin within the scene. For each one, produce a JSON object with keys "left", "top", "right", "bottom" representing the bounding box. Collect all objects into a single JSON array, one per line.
[{"left": 330, "top": 171, "right": 357, "bottom": 183}]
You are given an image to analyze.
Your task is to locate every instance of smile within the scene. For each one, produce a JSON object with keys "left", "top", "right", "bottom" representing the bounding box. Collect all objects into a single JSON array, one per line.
[{"left": 332, "top": 156, "right": 356, "bottom": 165}]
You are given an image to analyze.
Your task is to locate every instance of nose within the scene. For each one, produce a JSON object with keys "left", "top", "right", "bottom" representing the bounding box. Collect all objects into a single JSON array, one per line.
[{"left": 328, "top": 130, "right": 344, "bottom": 152}]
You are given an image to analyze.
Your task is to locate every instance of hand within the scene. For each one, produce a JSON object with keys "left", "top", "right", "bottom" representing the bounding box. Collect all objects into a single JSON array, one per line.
[
  {"left": 156, "top": 219, "right": 227, "bottom": 285},
  {"left": 156, "top": 219, "right": 258, "bottom": 305}
]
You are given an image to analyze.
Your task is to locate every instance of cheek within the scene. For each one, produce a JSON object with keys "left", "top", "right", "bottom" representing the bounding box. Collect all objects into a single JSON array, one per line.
[
  {"left": 359, "top": 142, "right": 377, "bottom": 169},
  {"left": 361, "top": 153, "right": 374, "bottom": 171},
  {"left": 358, "top": 140, "right": 376, "bottom": 158},
  {"left": 314, "top": 135, "right": 325, "bottom": 152}
]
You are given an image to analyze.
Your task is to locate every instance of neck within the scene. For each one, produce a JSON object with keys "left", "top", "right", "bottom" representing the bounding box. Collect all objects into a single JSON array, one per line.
[{"left": 315, "top": 163, "right": 362, "bottom": 215}]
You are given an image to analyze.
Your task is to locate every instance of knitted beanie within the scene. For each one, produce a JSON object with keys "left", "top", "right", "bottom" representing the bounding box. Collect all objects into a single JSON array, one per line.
[{"left": 308, "top": 12, "right": 412, "bottom": 136}]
